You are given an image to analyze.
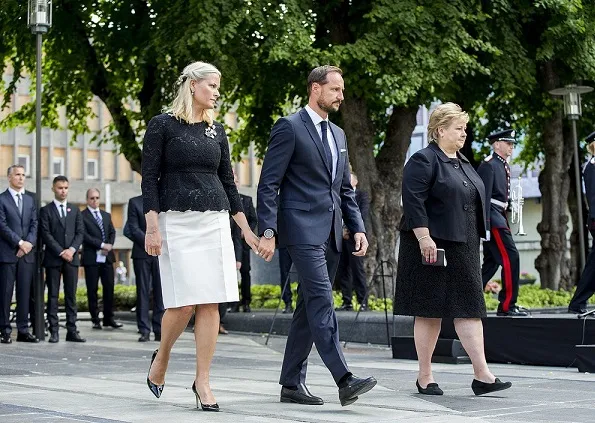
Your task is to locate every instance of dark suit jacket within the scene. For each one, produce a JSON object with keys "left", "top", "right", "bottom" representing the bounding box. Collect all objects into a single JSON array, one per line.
[
  {"left": 0, "top": 189, "right": 38, "bottom": 264},
  {"left": 400, "top": 142, "right": 487, "bottom": 242},
  {"left": 81, "top": 208, "right": 116, "bottom": 266},
  {"left": 123, "top": 196, "right": 151, "bottom": 260},
  {"left": 40, "top": 202, "right": 85, "bottom": 267},
  {"left": 585, "top": 158, "right": 595, "bottom": 220},
  {"left": 257, "top": 108, "right": 365, "bottom": 251},
  {"left": 476, "top": 153, "right": 510, "bottom": 230},
  {"left": 355, "top": 190, "right": 370, "bottom": 223}
]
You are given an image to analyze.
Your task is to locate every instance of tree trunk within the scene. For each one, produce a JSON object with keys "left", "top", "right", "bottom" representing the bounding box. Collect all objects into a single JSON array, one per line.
[{"left": 534, "top": 61, "right": 573, "bottom": 290}]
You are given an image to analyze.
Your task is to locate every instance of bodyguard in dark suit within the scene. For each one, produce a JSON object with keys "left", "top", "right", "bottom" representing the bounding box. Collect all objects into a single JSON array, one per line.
[
  {"left": 569, "top": 131, "right": 595, "bottom": 314},
  {"left": 0, "top": 165, "right": 39, "bottom": 344},
  {"left": 477, "top": 129, "right": 527, "bottom": 317},
  {"left": 336, "top": 173, "right": 370, "bottom": 311},
  {"left": 257, "top": 66, "right": 376, "bottom": 407},
  {"left": 40, "top": 176, "right": 85, "bottom": 342},
  {"left": 81, "top": 188, "right": 122, "bottom": 329},
  {"left": 124, "top": 195, "right": 164, "bottom": 341}
]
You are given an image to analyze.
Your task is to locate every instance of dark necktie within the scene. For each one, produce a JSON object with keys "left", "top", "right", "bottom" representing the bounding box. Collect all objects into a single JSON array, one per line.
[
  {"left": 60, "top": 204, "right": 66, "bottom": 219},
  {"left": 94, "top": 210, "right": 106, "bottom": 241},
  {"left": 320, "top": 120, "right": 333, "bottom": 172},
  {"left": 16, "top": 193, "right": 22, "bottom": 216}
]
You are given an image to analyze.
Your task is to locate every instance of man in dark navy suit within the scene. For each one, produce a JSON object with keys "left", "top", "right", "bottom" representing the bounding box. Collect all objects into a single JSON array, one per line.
[
  {"left": 124, "top": 195, "right": 164, "bottom": 341},
  {"left": 40, "top": 176, "right": 86, "bottom": 342},
  {"left": 569, "top": 131, "right": 595, "bottom": 314},
  {"left": 0, "top": 165, "right": 39, "bottom": 344},
  {"left": 82, "top": 188, "right": 122, "bottom": 330},
  {"left": 257, "top": 65, "right": 376, "bottom": 407},
  {"left": 477, "top": 129, "right": 528, "bottom": 317}
]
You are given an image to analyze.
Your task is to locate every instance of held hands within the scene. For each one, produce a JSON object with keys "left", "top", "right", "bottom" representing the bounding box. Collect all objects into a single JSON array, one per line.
[
  {"left": 257, "top": 237, "right": 275, "bottom": 262},
  {"left": 101, "top": 243, "right": 113, "bottom": 254},
  {"left": 419, "top": 236, "right": 437, "bottom": 264},
  {"left": 60, "top": 249, "right": 75, "bottom": 263},
  {"left": 242, "top": 229, "right": 260, "bottom": 254},
  {"left": 353, "top": 233, "right": 368, "bottom": 256},
  {"left": 145, "top": 230, "right": 162, "bottom": 256},
  {"left": 19, "top": 241, "right": 33, "bottom": 255}
]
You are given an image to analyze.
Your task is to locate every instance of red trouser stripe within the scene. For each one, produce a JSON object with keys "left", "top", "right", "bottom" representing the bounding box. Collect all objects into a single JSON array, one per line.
[{"left": 492, "top": 228, "right": 513, "bottom": 311}]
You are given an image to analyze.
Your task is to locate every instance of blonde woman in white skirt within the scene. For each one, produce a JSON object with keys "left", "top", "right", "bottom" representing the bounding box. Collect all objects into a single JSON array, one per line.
[{"left": 141, "top": 61, "right": 259, "bottom": 412}]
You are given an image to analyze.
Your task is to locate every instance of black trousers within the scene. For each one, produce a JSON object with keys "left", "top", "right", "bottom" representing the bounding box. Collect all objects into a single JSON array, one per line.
[
  {"left": 239, "top": 246, "right": 251, "bottom": 305},
  {"left": 278, "top": 246, "right": 293, "bottom": 306},
  {"left": 279, "top": 237, "right": 348, "bottom": 386},
  {"left": 569, "top": 228, "right": 595, "bottom": 310},
  {"left": 84, "top": 263, "right": 115, "bottom": 324},
  {"left": 481, "top": 227, "right": 520, "bottom": 312},
  {"left": 0, "top": 260, "right": 34, "bottom": 335},
  {"left": 45, "top": 263, "right": 78, "bottom": 333},
  {"left": 134, "top": 258, "right": 164, "bottom": 335},
  {"left": 338, "top": 237, "right": 367, "bottom": 306}
]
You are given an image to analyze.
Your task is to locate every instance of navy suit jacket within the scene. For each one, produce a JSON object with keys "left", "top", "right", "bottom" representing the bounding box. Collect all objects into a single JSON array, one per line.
[
  {"left": 0, "top": 189, "right": 38, "bottom": 264},
  {"left": 81, "top": 208, "right": 116, "bottom": 266},
  {"left": 257, "top": 108, "right": 365, "bottom": 251},
  {"left": 40, "top": 202, "right": 85, "bottom": 267},
  {"left": 123, "top": 196, "right": 151, "bottom": 260}
]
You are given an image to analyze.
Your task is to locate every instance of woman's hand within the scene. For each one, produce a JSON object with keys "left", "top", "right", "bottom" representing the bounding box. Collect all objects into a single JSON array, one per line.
[
  {"left": 419, "top": 236, "right": 437, "bottom": 264},
  {"left": 243, "top": 230, "right": 260, "bottom": 254},
  {"left": 145, "top": 229, "right": 162, "bottom": 256}
]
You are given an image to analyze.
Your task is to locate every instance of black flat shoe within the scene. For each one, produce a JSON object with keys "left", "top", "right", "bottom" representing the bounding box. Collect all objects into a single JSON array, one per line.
[
  {"left": 416, "top": 380, "right": 443, "bottom": 395},
  {"left": 192, "top": 381, "right": 219, "bottom": 411},
  {"left": 147, "top": 349, "right": 164, "bottom": 398},
  {"left": 471, "top": 378, "right": 512, "bottom": 396}
]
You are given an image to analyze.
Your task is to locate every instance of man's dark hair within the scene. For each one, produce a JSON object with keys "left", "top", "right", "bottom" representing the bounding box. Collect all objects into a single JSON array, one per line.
[
  {"left": 307, "top": 65, "right": 343, "bottom": 96},
  {"left": 52, "top": 175, "right": 69, "bottom": 185}
]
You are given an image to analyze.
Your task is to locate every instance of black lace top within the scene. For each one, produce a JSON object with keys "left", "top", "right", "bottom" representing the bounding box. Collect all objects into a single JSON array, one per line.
[{"left": 141, "top": 113, "right": 243, "bottom": 215}]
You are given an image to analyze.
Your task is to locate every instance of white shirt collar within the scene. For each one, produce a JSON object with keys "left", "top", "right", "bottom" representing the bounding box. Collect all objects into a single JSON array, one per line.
[
  {"left": 305, "top": 104, "right": 328, "bottom": 127},
  {"left": 53, "top": 199, "right": 67, "bottom": 209},
  {"left": 87, "top": 206, "right": 100, "bottom": 214},
  {"left": 8, "top": 187, "right": 24, "bottom": 197}
]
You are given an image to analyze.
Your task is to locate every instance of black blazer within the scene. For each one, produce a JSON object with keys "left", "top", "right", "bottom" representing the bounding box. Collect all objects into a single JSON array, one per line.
[
  {"left": 0, "top": 189, "right": 38, "bottom": 264},
  {"left": 40, "top": 202, "right": 85, "bottom": 267},
  {"left": 585, "top": 157, "right": 595, "bottom": 220},
  {"left": 400, "top": 143, "right": 487, "bottom": 242},
  {"left": 81, "top": 208, "right": 116, "bottom": 266},
  {"left": 123, "top": 196, "right": 152, "bottom": 260}
]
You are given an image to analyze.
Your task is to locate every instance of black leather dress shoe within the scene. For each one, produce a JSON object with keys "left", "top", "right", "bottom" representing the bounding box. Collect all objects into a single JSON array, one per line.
[
  {"left": 66, "top": 331, "right": 86, "bottom": 342},
  {"left": 0, "top": 334, "right": 12, "bottom": 344},
  {"left": 338, "top": 375, "right": 377, "bottom": 406},
  {"left": 154, "top": 333, "right": 161, "bottom": 342},
  {"left": 48, "top": 332, "right": 59, "bottom": 343},
  {"left": 92, "top": 322, "right": 102, "bottom": 330},
  {"left": 243, "top": 305, "right": 251, "bottom": 313},
  {"left": 335, "top": 304, "right": 354, "bottom": 312},
  {"left": 568, "top": 307, "right": 588, "bottom": 314},
  {"left": 471, "top": 378, "right": 512, "bottom": 395},
  {"left": 282, "top": 304, "right": 294, "bottom": 314},
  {"left": 496, "top": 306, "right": 529, "bottom": 317},
  {"left": 138, "top": 333, "right": 150, "bottom": 342},
  {"left": 17, "top": 332, "right": 40, "bottom": 343},
  {"left": 280, "top": 386, "right": 324, "bottom": 405},
  {"left": 103, "top": 320, "right": 123, "bottom": 328}
]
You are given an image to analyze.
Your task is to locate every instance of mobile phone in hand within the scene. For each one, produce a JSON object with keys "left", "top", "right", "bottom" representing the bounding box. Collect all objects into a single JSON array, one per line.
[{"left": 422, "top": 248, "right": 447, "bottom": 267}]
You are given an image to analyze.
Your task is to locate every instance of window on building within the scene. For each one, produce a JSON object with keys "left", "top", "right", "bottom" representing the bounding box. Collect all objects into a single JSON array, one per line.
[
  {"left": 17, "top": 154, "right": 30, "bottom": 176},
  {"left": 87, "top": 159, "right": 98, "bottom": 179},
  {"left": 52, "top": 157, "right": 64, "bottom": 177}
]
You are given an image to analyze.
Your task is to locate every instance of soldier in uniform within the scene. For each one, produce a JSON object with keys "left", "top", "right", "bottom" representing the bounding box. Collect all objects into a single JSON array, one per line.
[
  {"left": 568, "top": 131, "right": 595, "bottom": 314},
  {"left": 477, "top": 129, "right": 528, "bottom": 317}
]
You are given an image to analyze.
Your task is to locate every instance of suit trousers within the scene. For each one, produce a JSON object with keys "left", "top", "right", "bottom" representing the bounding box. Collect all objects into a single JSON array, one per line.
[
  {"left": 569, "top": 228, "right": 595, "bottom": 310},
  {"left": 278, "top": 246, "right": 293, "bottom": 306},
  {"left": 134, "top": 258, "right": 164, "bottom": 335},
  {"left": 46, "top": 263, "right": 78, "bottom": 333},
  {"left": 0, "top": 260, "right": 34, "bottom": 335},
  {"left": 84, "top": 263, "right": 115, "bottom": 323},
  {"left": 279, "top": 236, "right": 348, "bottom": 386},
  {"left": 481, "top": 227, "right": 520, "bottom": 312},
  {"left": 338, "top": 237, "right": 368, "bottom": 306},
  {"left": 239, "top": 247, "right": 251, "bottom": 305}
]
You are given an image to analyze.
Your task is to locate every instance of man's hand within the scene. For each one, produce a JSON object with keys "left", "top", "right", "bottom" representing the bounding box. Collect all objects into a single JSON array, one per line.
[
  {"left": 19, "top": 241, "right": 33, "bottom": 255},
  {"left": 342, "top": 227, "right": 350, "bottom": 240},
  {"left": 16, "top": 249, "right": 25, "bottom": 258},
  {"left": 101, "top": 243, "right": 113, "bottom": 253},
  {"left": 236, "top": 261, "right": 242, "bottom": 270},
  {"left": 257, "top": 237, "right": 275, "bottom": 262},
  {"left": 352, "top": 233, "right": 368, "bottom": 256},
  {"left": 60, "top": 249, "right": 74, "bottom": 263}
]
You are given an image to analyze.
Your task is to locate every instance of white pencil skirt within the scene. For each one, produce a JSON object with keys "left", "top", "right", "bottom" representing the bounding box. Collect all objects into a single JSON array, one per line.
[{"left": 158, "top": 210, "right": 239, "bottom": 308}]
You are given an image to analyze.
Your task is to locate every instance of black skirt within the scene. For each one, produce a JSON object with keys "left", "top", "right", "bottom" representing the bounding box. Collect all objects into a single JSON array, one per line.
[{"left": 394, "top": 183, "right": 486, "bottom": 318}]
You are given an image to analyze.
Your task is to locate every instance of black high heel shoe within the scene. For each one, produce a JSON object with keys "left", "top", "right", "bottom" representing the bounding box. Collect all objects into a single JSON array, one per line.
[
  {"left": 147, "top": 349, "right": 165, "bottom": 398},
  {"left": 192, "top": 381, "right": 219, "bottom": 412},
  {"left": 471, "top": 378, "right": 512, "bottom": 396},
  {"left": 416, "top": 380, "right": 443, "bottom": 395}
]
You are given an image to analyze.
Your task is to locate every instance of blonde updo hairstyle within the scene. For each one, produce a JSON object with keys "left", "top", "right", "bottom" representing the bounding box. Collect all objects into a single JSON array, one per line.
[
  {"left": 164, "top": 61, "right": 221, "bottom": 125},
  {"left": 427, "top": 102, "right": 469, "bottom": 143},
  {"left": 588, "top": 141, "right": 595, "bottom": 155}
]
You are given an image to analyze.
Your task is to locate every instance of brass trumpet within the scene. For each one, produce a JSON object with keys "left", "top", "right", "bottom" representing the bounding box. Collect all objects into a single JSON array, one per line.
[{"left": 510, "top": 176, "right": 526, "bottom": 236}]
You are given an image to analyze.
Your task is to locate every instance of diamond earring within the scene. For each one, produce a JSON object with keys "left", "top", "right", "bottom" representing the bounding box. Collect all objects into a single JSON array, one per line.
[{"left": 190, "top": 90, "right": 195, "bottom": 95}]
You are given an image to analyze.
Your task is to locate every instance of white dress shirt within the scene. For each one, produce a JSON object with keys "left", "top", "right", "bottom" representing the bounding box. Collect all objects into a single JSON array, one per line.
[
  {"left": 8, "top": 187, "right": 25, "bottom": 209},
  {"left": 305, "top": 105, "right": 338, "bottom": 180},
  {"left": 53, "top": 199, "right": 68, "bottom": 216},
  {"left": 87, "top": 206, "right": 106, "bottom": 249}
]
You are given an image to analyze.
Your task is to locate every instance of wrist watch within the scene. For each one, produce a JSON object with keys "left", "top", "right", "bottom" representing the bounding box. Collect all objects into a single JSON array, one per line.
[{"left": 263, "top": 229, "right": 275, "bottom": 239}]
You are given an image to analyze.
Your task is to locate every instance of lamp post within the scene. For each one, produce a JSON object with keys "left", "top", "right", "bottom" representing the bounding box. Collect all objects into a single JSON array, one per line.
[
  {"left": 28, "top": 0, "right": 52, "bottom": 341},
  {"left": 549, "top": 84, "right": 594, "bottom": 273}
]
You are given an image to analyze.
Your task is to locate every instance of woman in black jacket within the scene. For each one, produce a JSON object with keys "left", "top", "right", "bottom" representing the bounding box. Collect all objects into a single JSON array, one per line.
[{"left": 395, "top": 103, "right": 511, "bottom": 396}]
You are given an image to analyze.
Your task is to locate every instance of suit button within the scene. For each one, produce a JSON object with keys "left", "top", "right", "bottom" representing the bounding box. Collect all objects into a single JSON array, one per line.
[
  {"left": 453, "top": 164, "right": 459, "bottom": 169},
  {"left": 463, "top": 205, "right": 469, "bottom": 211},
  {"left": 463, "top": 181, "right": 468, "bottom": 186},
  {"left": 328, "top": 207, "right": 333, "bottom": 212}
]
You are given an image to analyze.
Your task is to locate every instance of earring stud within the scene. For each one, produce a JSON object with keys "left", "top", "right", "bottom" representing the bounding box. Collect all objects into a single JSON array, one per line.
[{"left": 190, "top": 90, "right": 195, "bottom": 95}]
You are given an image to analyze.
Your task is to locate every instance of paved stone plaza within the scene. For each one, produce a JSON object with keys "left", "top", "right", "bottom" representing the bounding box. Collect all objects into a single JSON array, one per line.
[{"left": 0, "top": 322, "right": 594, "bottom": 422}]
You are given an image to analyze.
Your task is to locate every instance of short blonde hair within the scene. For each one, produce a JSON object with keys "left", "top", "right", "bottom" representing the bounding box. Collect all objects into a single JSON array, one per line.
[
  {"left": 164, "top": 61, "right": 221, "bottom": 125},
  {"left": 588, "top": 141, "right": 595, "bottom": 155},
  {"left": 427, "top": 102, "right": 469, "bottom": 142}
]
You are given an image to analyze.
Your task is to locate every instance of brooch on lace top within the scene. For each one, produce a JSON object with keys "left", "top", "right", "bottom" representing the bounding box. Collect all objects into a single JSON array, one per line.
[{"left": 205, "top": 124, "right": 217, "bottom": 139}]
